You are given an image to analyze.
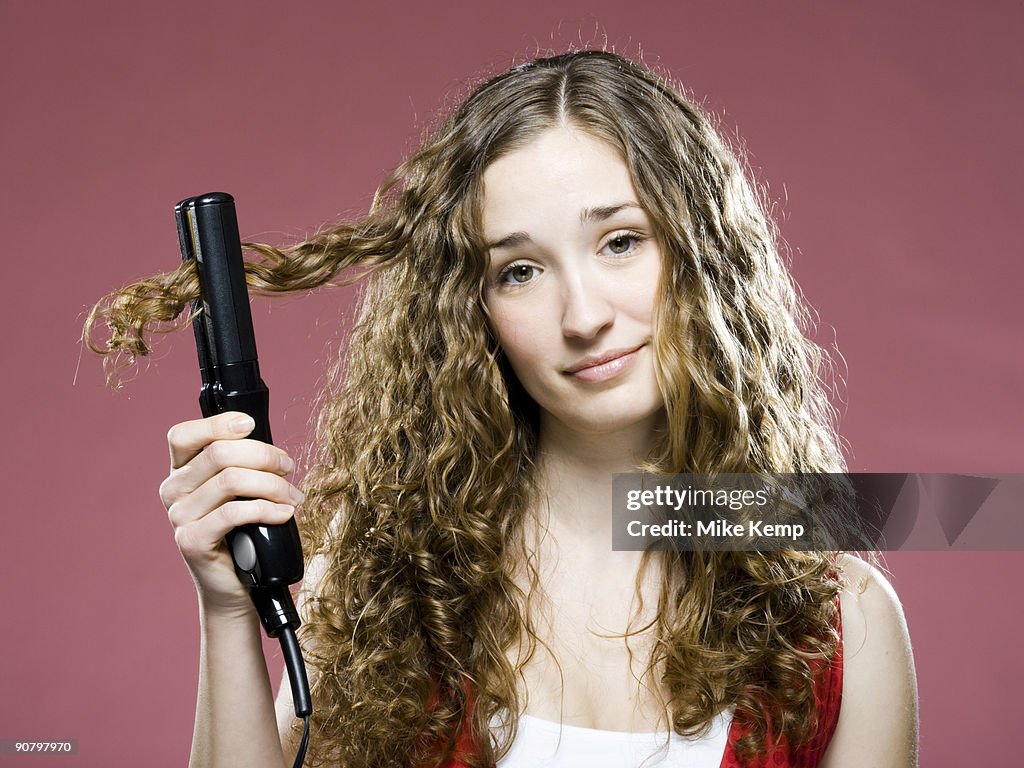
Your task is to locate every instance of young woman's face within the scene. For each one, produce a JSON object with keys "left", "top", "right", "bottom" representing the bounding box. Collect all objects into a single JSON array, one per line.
[{"left": 481, "top": 125, "right": 666, "bottom": 437}]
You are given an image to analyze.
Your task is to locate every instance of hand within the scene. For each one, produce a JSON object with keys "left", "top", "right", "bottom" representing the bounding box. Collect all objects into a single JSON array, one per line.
[{"left": 159, "top": 411, "right": 305, "bottom": 619}]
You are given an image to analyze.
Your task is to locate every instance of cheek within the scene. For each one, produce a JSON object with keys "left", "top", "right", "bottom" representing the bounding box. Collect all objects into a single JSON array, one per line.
[
  {"left": 489, "top": 309, "right": 547, "bottom": 382},
  {"left": 623, "top": 275, "right": 660, "bottom": 323},
  {"left": 494, "top": 323, "right": 531, "bottom": 370},
  {"left": 488, "top": 309, "right": 524, "bottom": 357},
  {"left": 618, "top": 250, "right": 662, "bottom": 321}
]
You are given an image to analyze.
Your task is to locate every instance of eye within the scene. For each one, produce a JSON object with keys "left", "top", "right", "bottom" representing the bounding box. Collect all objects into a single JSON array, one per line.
[
  {"left": 601, "top": 231, "right": 646, "bottom": 257},
  {"left": 496, "top": 262, "right": 540, "bottom": 286}
]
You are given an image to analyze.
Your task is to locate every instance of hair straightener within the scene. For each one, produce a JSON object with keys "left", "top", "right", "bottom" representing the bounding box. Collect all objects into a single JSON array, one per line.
[{"left": 175, "top": 192, "right": 311, "bottom": 768}]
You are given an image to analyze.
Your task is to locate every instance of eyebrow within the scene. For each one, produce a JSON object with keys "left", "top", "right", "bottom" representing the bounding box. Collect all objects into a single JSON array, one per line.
[{"left": 485, "top": 202, "right": 645, "bottom": 251}]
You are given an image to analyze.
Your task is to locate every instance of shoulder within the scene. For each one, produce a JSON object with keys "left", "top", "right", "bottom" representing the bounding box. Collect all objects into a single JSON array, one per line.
[
  {"left": 834, "top": 554, "right": 912, "bottom": 657},
  {"left": 820, "top": 554, "right": 919, "bottom": 767}
]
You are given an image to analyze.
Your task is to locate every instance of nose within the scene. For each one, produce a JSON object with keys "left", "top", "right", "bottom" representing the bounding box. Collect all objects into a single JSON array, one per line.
[{"left": 560, "top": 266, "right": 614, "bottom": 339}]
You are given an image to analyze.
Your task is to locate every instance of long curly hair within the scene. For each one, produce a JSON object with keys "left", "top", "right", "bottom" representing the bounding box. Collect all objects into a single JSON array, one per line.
[{"left": 84, "top": 49, "right": 854, "bottom": 767}]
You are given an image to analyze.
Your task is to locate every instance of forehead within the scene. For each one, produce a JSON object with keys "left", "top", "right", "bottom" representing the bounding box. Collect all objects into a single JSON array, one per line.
[{"left": 480, "top": 126, "right": 638, "bottom": 230}]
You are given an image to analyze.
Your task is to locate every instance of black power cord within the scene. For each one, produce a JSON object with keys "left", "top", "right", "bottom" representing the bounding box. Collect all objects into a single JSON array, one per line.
[
  {"left": 292, "top": 715, "right": 310, "bottom": 768},
  {"left": 278, "top": 625, "right": 312, "bottom": 768}
]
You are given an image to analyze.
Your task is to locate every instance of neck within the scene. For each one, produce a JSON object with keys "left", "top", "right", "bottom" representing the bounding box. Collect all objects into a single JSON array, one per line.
[{"left": 531, "top": 409, "right": 668, "bottom": 548}]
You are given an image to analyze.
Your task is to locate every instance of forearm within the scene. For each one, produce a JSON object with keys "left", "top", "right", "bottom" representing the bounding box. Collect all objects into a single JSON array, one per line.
[{"left": 188, "top": 604, "right": 286, "bottom": 768}]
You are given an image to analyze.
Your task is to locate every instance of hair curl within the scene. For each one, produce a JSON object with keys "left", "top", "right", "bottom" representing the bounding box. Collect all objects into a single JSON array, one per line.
[{"left": 84, "top": 48, "right": 861, "bottom": 767}]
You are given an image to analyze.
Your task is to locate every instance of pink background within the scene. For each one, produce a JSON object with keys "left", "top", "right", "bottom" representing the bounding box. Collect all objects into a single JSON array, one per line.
[{"left": 2, "top": 1, "right": 1021, "bottom": 765}]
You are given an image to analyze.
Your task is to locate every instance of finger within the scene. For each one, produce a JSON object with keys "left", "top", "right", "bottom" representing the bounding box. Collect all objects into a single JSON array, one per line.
[
  {"left": 167, "top": 411, "right": 256, "bottom": 470},
  {"left": 161, "top": 438, "right": 296, "bottom": 509},
  {"left": 167, "top": 466, "right": 305, "bottom": 529},
  {"left": 174, "top": 499, "right": 296, "bottom": 558}
]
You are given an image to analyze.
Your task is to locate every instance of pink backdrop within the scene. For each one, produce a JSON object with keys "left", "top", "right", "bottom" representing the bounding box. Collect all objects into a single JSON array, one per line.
[{"left": 2, "top": 1, "right": 1021, "bottom": 765}]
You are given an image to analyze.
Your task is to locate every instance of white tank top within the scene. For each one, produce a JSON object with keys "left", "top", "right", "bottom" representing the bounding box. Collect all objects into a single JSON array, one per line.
[{"left": 491, "top": 707, "right": 734, "bottom": 768}]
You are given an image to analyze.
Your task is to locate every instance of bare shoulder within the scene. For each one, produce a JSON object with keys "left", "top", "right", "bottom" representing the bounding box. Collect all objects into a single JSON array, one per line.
[
  {"left": 835, "top": 553, "right": 904, "bottom": 628},
  {"left": 820, "top": 554, "right": 919, "bottom": 768}
]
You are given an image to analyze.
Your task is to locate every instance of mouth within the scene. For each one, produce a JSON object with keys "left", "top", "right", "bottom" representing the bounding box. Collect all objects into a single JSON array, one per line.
[{"left": 564, "top": 343, "right": 646, "bottom": 382}]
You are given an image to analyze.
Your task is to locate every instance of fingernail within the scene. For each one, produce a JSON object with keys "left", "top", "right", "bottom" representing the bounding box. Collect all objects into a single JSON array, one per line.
[
  {"left": 231, "top": 416, "right": 255, "bottom": 433},
  {"left": 289, "top": 486, "right": 305, "bottom": 504},
  {"left": 280, "top": 454, "right": 295, "bottom": 473}
]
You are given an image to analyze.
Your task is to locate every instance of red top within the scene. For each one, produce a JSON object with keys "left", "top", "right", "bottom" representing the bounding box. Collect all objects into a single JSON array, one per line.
[{"left": 431, "top": 598, "right": 843, "bottom": 768}]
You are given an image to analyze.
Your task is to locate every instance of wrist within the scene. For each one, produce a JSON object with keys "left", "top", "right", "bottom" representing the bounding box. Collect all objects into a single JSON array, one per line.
[{"left": 198, "top": 595, "right": 259, "bottom": 627}]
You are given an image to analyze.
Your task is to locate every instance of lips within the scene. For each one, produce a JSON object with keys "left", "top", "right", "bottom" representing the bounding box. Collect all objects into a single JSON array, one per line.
[{"left": 565, "top": 342, "right": 643, "bottom": 382}]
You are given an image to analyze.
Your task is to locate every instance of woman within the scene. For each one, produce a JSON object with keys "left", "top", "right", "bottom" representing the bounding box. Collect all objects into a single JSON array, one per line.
[{"left": 85, "top": 49, "right": 918, "bottom": 767}]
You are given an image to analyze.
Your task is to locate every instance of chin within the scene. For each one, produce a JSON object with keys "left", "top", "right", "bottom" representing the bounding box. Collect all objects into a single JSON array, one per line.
[{"left": 549, "top": 404, "right": 667, "bottom": 438}]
